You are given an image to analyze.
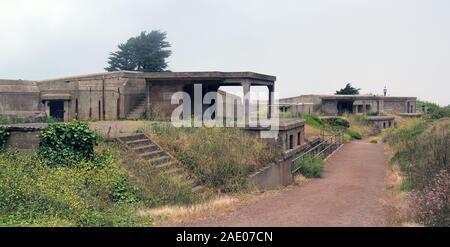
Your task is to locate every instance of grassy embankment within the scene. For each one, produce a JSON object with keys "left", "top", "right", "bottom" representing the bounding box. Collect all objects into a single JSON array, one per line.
[
  {"left": 382, "top": 106, "right": 449, "bottom": 226},
  {"left": 145, "top": 123, "right": 281, "bottom": 193},
  {"left": 300, "top": 114, "right": 374, "bottom": 141},
  {"left": 0, "top": 120, "right": 281, "bottom": 226}
]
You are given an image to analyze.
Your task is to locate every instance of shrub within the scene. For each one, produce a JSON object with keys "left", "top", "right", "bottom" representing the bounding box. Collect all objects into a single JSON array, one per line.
[
  {"left": 110, "top": 176, "right": 139, "bottom": 203},
  {"left": 0, "top": 151, "right": 148, "bottom": 226},
  {"left": 323, "top": 117, "right": 350, "bottom": 128},
  {"left": 369, "top": 137, "right": 379, "bottom": 143},
  {"left": 399, "top": 178, "right": 414, "bottom": 192},
  {"left": 38, "top": 121, "right": 97, "bottom": 166},
  {"left": 418, "top": 100, "right": 450, "bottom": 119},
  {"left": 0, "top": 129, "right": 9, "bottom": 149},
  {"left": 346, "top": 129, "right": 362, "bottom": 140},
  {"left": 302, "top": 115, "right": 327, "bottom": 130},
  {"left": 411, "top": 170, "right": 450, "bottom": 227},
  {"left": 384, "top": 118, "right": 450, "bottom": 226},
  {"left": 294, "top": 156, "right": 324, "bottom": 178}
]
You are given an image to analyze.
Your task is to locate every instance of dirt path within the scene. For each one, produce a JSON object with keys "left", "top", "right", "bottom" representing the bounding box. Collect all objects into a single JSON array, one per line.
[{"left": 185, "top": 139, "right": 388, "bottom": 226}]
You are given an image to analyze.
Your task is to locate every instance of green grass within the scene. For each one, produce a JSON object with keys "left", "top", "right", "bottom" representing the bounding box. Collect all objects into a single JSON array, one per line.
[
  {"left": 346, "top": 129, "right": 362, "bottom": 140},
  {"left": 369, "top": 137, "right": 379, "bottom": 143},
  {"left": 302, "top": 115, "right": 329, "bottom": 130},
  {"left": 0, "top": 150, "right": 152, "bottom": 226},
  {"left": 294, "top": 156, "right": 324, "bottom": 178},
  {"left": 399, "top": 178, "right": 415, "bottom": 192},
  {"left": 417, "top": 100, "right": 450, "bottom": 119},
  {"left": 385, "top": 119, "right": 449, "bottom": 190}
]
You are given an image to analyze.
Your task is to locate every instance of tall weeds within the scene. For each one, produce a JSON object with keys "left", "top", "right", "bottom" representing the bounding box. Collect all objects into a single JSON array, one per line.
[
  {"left": 383, "top": 118, "right": 450, "bottom": 226},
  {"left": 147, "top": 125, "right": 281, "bottom": 192}
]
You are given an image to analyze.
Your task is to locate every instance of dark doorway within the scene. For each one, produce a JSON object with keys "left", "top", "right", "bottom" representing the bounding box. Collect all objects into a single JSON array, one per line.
[
  {"left": 49, "top": 101, "right": 64, "bottom": 121},
  {"left": 337, "top": 100, "right": 354, "bottom": 115},
  {"left": 289, "top": 134, "right": 294, "bottom": 149}
]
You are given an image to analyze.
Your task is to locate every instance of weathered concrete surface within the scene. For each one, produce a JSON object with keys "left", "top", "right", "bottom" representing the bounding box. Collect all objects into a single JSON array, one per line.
[
  {"left": 280, "top": 94, "right": 417, "bottom": 116},
  {"left": 1, "top": 123, "right": 48, "bottom": 153},
  {"left": 248, "top": 158, "right": 294, "bottom": 190},
  {"left": 184, "top": 139, "right": 388, "bottom": 227}
]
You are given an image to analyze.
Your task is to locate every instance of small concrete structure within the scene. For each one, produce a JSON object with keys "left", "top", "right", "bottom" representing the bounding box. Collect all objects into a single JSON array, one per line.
[
  {"left": 366, "top": 116, "right": 395, "bottom": 130},
  {"left": 245, "top": 119, "right": 309, "bottom": 190},
  {"left": 280, "top": 94, "right": 417, "bottom": 116},
  {"left": 244, "top": 119, "right": 307, "bottom": 155},
  {"left": 0, "top": 123, "right": 48, "bottom": 153}
]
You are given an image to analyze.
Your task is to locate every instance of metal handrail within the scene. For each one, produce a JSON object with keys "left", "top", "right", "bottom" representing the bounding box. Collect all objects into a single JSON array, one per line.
[{"left": 291, "top": 128, "right": 344, "bottom": 175}]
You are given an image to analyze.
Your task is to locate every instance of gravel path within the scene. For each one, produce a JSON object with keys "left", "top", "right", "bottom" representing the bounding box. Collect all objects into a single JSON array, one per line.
[{"left": 186, "top": 140, "right": 388, "bottom": 227}]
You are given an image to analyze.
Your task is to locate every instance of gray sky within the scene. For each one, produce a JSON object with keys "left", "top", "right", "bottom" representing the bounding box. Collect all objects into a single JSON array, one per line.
[{"left": 1, "top": 0, "right": 449, "bottom": 105}]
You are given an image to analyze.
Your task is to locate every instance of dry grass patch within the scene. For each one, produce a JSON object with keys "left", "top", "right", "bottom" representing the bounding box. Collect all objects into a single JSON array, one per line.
[
  {"left": 138, "top": 195, "right": 239, "bottom": 226},
  {"left": 145, "top": 124, "right": 281, "bottom": 192}
]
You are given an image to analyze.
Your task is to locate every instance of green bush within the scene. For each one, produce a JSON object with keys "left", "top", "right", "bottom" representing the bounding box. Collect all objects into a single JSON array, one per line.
[
  {"left": 110, "top": 176, "right": 139, "bottom": 203},
  {"left": 346, "top": 129, "right": 362, "bottom": 140},
  {"left": 38, "top": 121, "right": 97, "bottom": 166},
  {"left": 0, "top": 151, "right": 149, "bottom": 226},
  {"left": 399, "top": 178, "right": 414, "bottom": 192},
  {"left": 302, "top": 115, "right": 328, "bottom": 129},
  {"left": 418, "top": 101, "right": 450, "bottom": 119},
  {"left": 0, "top": 129, "right": 9, "bottom": 149},
  {"left": 294, "top": 156, "right": 324, "bottom": 178},
  {"left": 323, "top": 117, "right": 350, "bottom": 128},
  {"left": 369, "top": 137, "right": 379, "bottom": 143}
]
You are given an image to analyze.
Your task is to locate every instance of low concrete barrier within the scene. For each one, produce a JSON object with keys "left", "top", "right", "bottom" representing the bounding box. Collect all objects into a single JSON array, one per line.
[{"left": 0, "top": 123, "right": 47, "bottom": 153}]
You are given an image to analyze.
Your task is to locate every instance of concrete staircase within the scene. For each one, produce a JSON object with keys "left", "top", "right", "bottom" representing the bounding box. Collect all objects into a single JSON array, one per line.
[
  {"left": 117, "top": 134, "right": 204, "bottom": 193},
  {"left": 127, "top": 96, "right": 147, "bottom": 119}
]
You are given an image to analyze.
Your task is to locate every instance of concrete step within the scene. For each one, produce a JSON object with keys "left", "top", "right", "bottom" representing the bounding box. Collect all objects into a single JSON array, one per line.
[
  {"left": 140, "top": 150, "right": 165, "bottom": 159},
  {"left": 154, "top": 161, "right": 177, "bottom": 169},
  {"left": 119, "top": 134, "right": 147, "bottom": 142},
  {"left": 147, "top": 155, "right": 171, "bottom": 165},
  {"left": 132, "top": 144, "right": 159, "bottom": 153},
  {"left": 127, "top": 139, "right": 153, "bottom": 148}
]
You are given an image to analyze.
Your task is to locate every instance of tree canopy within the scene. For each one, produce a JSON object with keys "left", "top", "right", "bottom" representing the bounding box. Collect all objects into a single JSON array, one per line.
[
  {"left": 335, "top": 83, "right": 361, "bottom": 95},
  {"left": 105, "top": 30, "right": 172, "bottom": 72}
]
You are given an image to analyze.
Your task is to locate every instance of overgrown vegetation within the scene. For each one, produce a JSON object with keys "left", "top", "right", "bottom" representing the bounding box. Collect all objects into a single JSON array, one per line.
[
  {"left": 0, "top": 116, "right": 24, "bottom": 125},
  {"left": 417, "top": 100, "right": 450, "bottom": 119},
  {"left": 37, "top": 121, "right": 97, "bottom": 166},
  {"left": 111, "top": 141, "right": 202, "bottom": 207},
  {"left": 293, "top": 156, "right": 324, "bottom": 178},
  {"left": 0, "top": 129, "right": 9, "bottom": 149},
  {"left": 0, "top": 150, "right": 151, "bottom": 226},
  {"left": 301, "top": 114, "right": 367, "bottom": 141},
  {"left": 369, "top": 137, "right": 379, "bottom": 143},
  {"left": 147, "top": 124, "right": 281, "bottom": 192},
  {"left": 383, "top": 118, "right": 450, "bottom": 226}
]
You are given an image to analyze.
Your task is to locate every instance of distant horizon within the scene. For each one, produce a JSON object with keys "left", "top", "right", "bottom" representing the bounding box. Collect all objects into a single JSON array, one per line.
[{"left": 1, "top": 0, "right": 449, "bottom": 106}]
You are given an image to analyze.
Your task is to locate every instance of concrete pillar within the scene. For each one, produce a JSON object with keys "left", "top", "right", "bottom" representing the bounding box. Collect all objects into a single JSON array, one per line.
[
  {"left": 268, "top": 85, "right": 274, "bottom": 119},
  {"left": 64, "top": 100, "right": 70, "bottom": 121},
  {"left": 376, "top": 100, "right": 380, "bottom": 115},
  {"left": 146, "top": 81, "right": 152, "bottom": 117},
  {"left": 44, "top": 101, "right": 50, "bottom": 117},
  {"left": 242, "top": 80, "right": 251, "bottom": 127}
]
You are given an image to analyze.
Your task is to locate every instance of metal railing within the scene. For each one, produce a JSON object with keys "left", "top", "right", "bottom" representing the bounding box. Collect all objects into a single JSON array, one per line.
[{"left": 291, "top": 128, "right": 344, "bottom": 175}]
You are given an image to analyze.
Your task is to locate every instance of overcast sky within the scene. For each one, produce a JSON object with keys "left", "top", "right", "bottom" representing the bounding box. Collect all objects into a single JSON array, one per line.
[{"left": 1, "top": 0, "right": 449, "bottom": 105}]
